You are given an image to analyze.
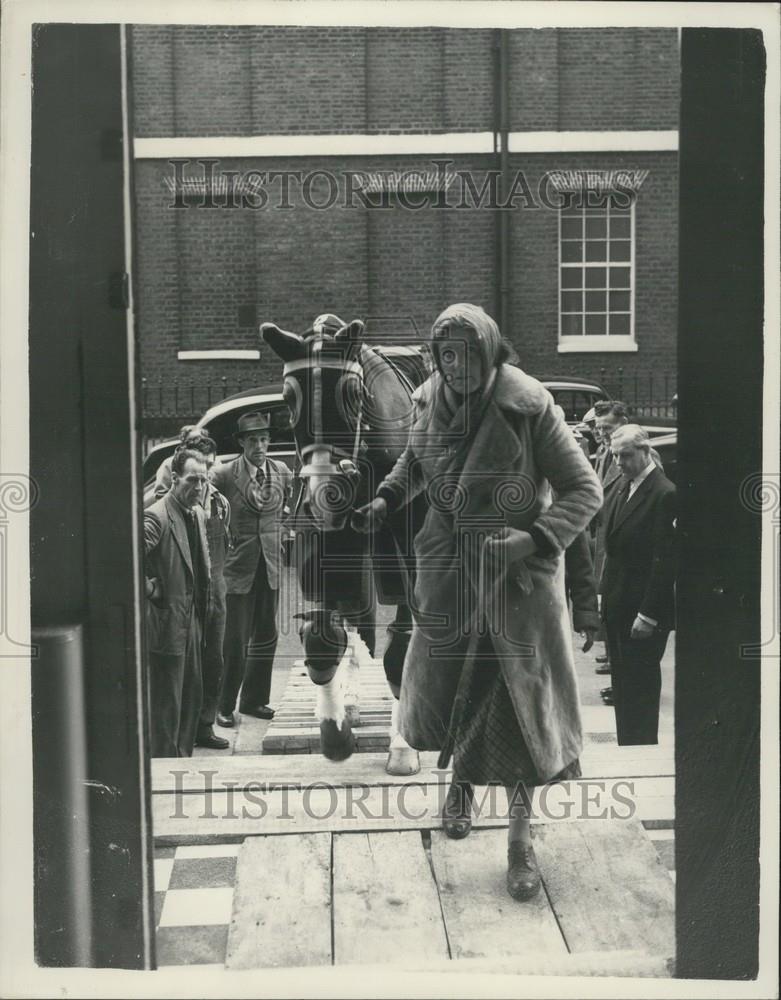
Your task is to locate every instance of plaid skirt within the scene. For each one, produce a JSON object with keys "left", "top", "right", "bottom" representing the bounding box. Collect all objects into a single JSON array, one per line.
[{"left": 453, "top": 636, "right": 581, "bottom": 787}]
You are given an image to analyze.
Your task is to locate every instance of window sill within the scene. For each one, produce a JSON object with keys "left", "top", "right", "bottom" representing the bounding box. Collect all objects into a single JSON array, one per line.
[
  {"left": 557, "top": 337, "right": 639, "bottom": 353},
  {"left": 178, "top": 349, "right": 260, "bottom": 360}
]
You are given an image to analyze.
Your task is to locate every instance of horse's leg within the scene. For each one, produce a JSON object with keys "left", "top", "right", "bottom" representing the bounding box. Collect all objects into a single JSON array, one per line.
[
  {"left": 297, "top": 609, "right": 355, "bottom": 761},
  {"left": 341, "top": 627, "right": 363, "bottom": 728},
  {"left": 383, "top": 604, "right": 420, "bottom": 776}
]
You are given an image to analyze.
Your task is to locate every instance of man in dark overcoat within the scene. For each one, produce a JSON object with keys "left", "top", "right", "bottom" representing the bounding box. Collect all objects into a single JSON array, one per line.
[{"left": 601, "top": 424, "right": 676, "bottom": 745}]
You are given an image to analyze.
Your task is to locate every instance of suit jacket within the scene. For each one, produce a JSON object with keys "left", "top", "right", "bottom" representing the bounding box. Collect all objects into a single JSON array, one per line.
[
  {"left": 600, "top": 466, "right": 676, "bottom": 631},
  {"left": 144, "top": 493, "right": 211, "bottom": 655},
  {"left": 211, "top": 456, "right": 293, "bottom": 593}
]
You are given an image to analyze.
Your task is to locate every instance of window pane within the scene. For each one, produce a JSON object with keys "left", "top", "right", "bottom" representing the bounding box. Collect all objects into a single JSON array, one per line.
[
  {"left": 610, "top": 240, "right": 631, "bottom": 262},
  {"left": 610, "top": 216, "right": 631, "bottom": 238},
  {"left": 585, "top": 267, "right": 607, "bottom": 289},
  {"left": 561, "top": 267, "right": 583, "bottom": 289},
  {"left": 561, "top": 290, "right": 582, "bottom": 311},
  {"left": 586, "top": 290, "right": 606, "bottom": 311},
  {"left": 561, "top": 217, "right": 582, "bottom": 239},
  {"left": 585, "top": 313, "right": 607, "bottom": 336},
  {"left": 561, "top": 240, "right": 583, "bottom": 263},
  {"left": 609, "top": 290, "right": 631, "bottom": 311},
  {"left": 585, "top": 216, "right": 607, "bottom": 238},
  {"left": 561, "top": 314, "right": 583, "bottom": 336},
  {"left": 609, "top": 266, "right": 631, "bottom": 289},
  {"left": 585, "top": 240, "right": 608, "bottom": 262},
  {"left": 609, "top": 313, "right": 630, "bottom": 336}
]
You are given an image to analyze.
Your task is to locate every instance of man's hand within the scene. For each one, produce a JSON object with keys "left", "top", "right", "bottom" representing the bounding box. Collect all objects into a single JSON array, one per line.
[
  {"left": 630, "top": 615, "right": 656, "bottom": 640},
  {"left": 580, "top": 627, "right": 598, "bottom": 652},
  {"left": 145, "top": 577, "right": 163, "bottom": 602},
  {"left": 351, "top": 497, "right": 388, "bottom": 534}
]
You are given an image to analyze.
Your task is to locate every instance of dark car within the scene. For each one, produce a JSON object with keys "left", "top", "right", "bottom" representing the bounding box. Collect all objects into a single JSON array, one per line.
[
  {"left": 142, "top": 386, "right": 296, "bottom": 504},
  {"left": 534, "top": 375, "right": 609, "bottom": 424}
]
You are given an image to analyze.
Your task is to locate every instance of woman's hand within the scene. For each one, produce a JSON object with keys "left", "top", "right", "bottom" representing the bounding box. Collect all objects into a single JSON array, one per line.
[
  {"left": 351, "top": 497, "right": 388, "bottom": 534},
  {"left": 484, "top": 527, "right": 537, "bottom": 565}
]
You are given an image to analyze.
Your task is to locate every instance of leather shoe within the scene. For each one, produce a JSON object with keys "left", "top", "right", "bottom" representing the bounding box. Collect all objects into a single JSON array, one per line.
[
  {"left": 216, "top": 711, "right": 235, "bottom": 728},
  {"left": 507, "top": 842, "right": 541, "bottom": 901},
  {"left": 240, "top": 704, "right": 275, "bottom": 720},
  {"left": 600, "top": 687, "right": 614, "bottom": 706},
  {"left": 195, "top": 730, "right": 230, "bottom": 750},
  {"left": 600, "top": 687, "right": 612, "bottom": 697},
  {"left": 595, "top": 654, "right": 609, "bottom": 664},
  {"left": 595, "top": 663, "right": 611, "bottom": 675},
  {"left": 442, "top": 781, "right": 474, "bottom": 839}
]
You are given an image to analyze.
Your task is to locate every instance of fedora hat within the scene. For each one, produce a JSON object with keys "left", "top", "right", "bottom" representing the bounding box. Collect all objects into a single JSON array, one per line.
[{"left": 236, "top": 411, "right": 271, "bottom": 437}]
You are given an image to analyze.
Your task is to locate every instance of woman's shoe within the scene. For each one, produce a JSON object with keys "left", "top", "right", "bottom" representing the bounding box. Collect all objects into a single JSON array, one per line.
[
  {"left": 507, "top": 841, "right": 542, "bottom": 901},
  {"left": 442, "top": 781, "right": 474, "bottom": 839}
]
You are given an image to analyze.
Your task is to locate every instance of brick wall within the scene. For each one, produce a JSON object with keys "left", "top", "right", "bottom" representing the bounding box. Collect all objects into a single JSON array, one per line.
[
  {"left": 131, "top": 25, "right": 679, "bottom": 415},
  {"left": 131, "top": 25, "right": 679, "bottom": 137}
]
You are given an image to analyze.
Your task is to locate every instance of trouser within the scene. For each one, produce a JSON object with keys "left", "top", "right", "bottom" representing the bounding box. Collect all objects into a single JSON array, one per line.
[
  {"left": 220, "top": 556, "right": 279, "bottom": 713},
  {"left": 197, "top": 574, "right": 227, "bottom": 738},
  {"left": 605, "top": 618, "right": 668, "bottom": 745},
  {"left": 149, "top": 606, "right": 203, "bottom": 757}
]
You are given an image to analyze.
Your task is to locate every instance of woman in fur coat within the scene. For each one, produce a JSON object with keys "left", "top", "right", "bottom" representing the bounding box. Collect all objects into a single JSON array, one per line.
[{"left": 354, "top": 303, "right": 603, "bottom": 901}]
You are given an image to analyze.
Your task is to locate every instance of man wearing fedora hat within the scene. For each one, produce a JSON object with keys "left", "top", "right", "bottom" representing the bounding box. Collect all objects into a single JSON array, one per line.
[{"left": 210, "top": 411, "right": 293, "bottom": 724}]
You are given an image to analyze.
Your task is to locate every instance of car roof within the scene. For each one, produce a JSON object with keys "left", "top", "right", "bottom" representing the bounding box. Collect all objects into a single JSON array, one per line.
[
  {"left": 197, "top": 385, "right": 285, "bottom": 424},
  {"left": 532, "top": 375, "right": 609, "bottom": 393}
]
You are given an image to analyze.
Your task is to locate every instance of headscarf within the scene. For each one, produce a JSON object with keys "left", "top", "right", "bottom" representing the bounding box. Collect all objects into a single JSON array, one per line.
[
  {"left": 428, "top": 303, "right": 504, "bottom": 468},
  {"left": 430, "top": 303, "right": 504, "bottom": 388}
]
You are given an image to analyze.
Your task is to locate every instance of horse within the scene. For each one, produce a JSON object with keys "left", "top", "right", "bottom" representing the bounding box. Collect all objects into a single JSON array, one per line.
[{"left": 261, "top": 314, "right": 430, "bottom": 775}]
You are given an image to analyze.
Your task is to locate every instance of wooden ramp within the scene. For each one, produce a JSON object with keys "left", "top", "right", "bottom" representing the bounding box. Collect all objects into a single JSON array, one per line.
[
  {"left": 224, "top": 821, "right": 674, "bottom": 972},
  {"left": 262, "top": 656, "right": 393, "bottom": 755}
]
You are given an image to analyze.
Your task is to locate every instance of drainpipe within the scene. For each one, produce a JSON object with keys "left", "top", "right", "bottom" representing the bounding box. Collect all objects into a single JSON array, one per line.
[{"left": 493, "top": 29, "right": 511, "bottom": 336}]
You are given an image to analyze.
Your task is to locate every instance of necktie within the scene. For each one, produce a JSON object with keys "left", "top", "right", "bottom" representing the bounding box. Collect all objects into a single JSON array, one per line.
[
  {"left": 252, "top": 466, "right": 266, "bottom": 509},
  {"left": 626, "top": 480, "right": 634, "bottom": 501}
]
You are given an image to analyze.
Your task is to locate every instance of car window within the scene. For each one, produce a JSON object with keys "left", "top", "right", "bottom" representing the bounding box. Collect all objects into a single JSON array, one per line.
[{"left": 201, "top": 402, "right": 295, "bottom": 455}]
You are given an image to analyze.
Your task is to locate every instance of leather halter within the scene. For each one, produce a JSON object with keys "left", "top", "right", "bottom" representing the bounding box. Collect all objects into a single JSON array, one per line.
[{"left": 283, "top": 343, "right": 365, "bottom": 479}]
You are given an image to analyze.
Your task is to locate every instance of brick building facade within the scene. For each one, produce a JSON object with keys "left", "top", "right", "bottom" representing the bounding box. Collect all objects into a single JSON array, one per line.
[{"left": 129, "top": 25, "right": 679, "bottom": 428}]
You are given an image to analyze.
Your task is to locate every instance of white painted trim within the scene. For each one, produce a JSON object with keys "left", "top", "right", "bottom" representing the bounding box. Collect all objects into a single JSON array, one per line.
[
  {"left": 557, "top": 336, "right": 639, "bottom": 354},
  {"left": 134, "top": 130, "right": 678, "bottom": 160},
  {"left": 508, "top": 130, "right": 678, "bottom": 153},
  {"left": 178, "top": 349, "right": 260, "bottom": 360},
  {"left": 135, "top": 133, "right": 496, "bottom": 159}
]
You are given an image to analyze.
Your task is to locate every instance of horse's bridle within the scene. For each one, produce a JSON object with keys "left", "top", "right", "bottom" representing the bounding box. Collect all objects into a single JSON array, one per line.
[{"left": 282, "top": 343, "right": 365, "bottom": 482}]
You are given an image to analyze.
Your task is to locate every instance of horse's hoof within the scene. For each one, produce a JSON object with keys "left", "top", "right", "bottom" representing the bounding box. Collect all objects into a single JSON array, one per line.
[
  {"left": 386, "top": 746, "right": 420, "bottom": 776},
  {"left": 345, "top": 703, "right": 361, "bottom": 728},
  {"left": 320, "top": 718, "right": 355, "bottom": 761}
]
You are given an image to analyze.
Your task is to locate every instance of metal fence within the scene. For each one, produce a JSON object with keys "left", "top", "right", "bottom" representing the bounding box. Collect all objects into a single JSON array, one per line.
[{"left": 140, "top": 368, "right": 677, "bottom": 452}]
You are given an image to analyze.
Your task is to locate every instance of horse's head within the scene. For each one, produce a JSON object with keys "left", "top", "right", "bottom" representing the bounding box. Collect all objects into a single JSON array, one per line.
[{"left": 262, "top": 314, "right": 367, "bottom": 531}]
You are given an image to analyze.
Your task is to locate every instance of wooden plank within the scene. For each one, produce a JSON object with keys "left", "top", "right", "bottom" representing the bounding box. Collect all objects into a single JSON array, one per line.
[
  {"left": 533, "top": 819, "right": 675, "bottom": 960},
  {"left": 332, "top": 831, "right": 449, "bottom": 965},
  {"left": 153, "top": 777, "right": 675, "bottom": 844},
  {"left": 430, "top": 828, "right": 567, "bottom": 961},
  {"left": 225, "top": 832, "right": 332, "bottom": 969}
]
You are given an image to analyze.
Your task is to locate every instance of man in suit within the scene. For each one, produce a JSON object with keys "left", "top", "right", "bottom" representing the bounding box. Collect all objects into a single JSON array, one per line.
[
  {"left": 591, "top": 401, "right": 630, "bottom": 686},
  {"left": 212, "top": 411, "right": 293, "bottom": 725},
  {"left": 144, "top": 446, "right": 211, "bottom": 757},
  {"left": 600, "top": 424, "right": 676, "bottom": 746}
]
